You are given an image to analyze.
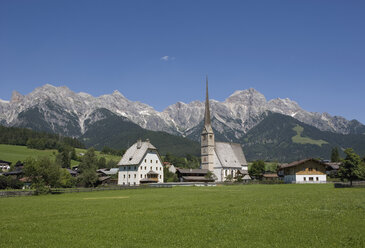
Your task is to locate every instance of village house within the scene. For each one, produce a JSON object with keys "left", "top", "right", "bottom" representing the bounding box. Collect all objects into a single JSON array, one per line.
[
  {"left": 163, "top": 162, "right": 177, "bottom": 174},
  {"left": 0, "top": 160, "right": 11, "bottom": 172},
  {"left": 201, "top": 79, "right": 250, "bottom": 182},
  {"left": 175, "top": 168, "right": 213, "bottom": 182},
  {"left": 117, "top": 139, "right": 163, "bottom": 186},
  {"left": 278, "top": 158, "right": 327, "bottom": 183}
]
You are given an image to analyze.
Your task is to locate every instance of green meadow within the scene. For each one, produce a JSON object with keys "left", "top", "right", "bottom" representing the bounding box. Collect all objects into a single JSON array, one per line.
[
  {"left": 292, "top": 124, "right": 328, "bottom": 146},
  {"left": 0, "top": 184, "right": 364, "bottom": 248},
  {"left": 0, "top": 144, "right": 121, "bottom": 166}
]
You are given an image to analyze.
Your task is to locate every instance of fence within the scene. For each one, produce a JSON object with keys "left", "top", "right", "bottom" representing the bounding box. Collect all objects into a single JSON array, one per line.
[{"left": 334, "top": 181, "right": 365, "bottom": 188}]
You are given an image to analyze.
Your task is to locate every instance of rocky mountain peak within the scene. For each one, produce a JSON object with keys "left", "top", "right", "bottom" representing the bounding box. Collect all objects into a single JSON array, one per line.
[
  {"left": 11, "top": 91, "right": 24, "bottom": 103},
  {"left": 226, "top": 88, "right": 267, "bottom": 105}
]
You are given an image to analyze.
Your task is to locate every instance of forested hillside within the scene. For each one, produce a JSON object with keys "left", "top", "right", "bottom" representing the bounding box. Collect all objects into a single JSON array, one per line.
[
  {"left": 242, "top": 113, "right": 365, "bottom": 162},
  {"left": 0, "top": 125, "right": 84, "bottom": 149}
]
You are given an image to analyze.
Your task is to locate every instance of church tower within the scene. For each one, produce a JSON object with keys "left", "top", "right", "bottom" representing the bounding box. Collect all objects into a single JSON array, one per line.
[{"left": 201, "top": 77, "right": 215, "bottom": 171}]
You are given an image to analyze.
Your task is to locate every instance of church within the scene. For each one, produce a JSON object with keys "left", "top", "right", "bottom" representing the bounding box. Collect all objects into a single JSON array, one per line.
[{"left": 201, "top": 79, "right": 250, "bottom": 182}]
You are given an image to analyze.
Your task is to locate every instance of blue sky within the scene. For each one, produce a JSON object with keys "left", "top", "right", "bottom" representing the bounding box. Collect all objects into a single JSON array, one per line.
[{"left": 1, "top": 0, "right": 364, "bottom": 123}]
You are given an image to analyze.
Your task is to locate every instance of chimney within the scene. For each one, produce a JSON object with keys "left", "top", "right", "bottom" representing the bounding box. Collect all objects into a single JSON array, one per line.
[{"left": 137, "top": 139, "right": 142, "bottom": 149}]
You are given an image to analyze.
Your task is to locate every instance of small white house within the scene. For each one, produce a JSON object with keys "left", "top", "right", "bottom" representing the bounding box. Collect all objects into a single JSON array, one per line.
[
  {"left": 117, "top": 139, "right": 164, "bottom": 186},
  {"left": 279, "top": 158, "right": 327, "bottom": 183}
]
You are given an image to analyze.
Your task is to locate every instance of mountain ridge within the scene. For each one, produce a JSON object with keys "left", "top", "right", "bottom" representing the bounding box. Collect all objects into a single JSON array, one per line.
[{"left": 0, "top": 84, "right": 364, "bottom": 140}]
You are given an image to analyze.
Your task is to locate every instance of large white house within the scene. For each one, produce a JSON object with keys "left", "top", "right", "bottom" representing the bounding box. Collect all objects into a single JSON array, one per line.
[
  {"left": 201, "top": 79, "right": 249, "bottom": 182},
  {"left": 117, "top": 139, "right": 164, "bottom": 186},
  {"left": 279, "top": 158, "right": 327, "bottom": 183}
]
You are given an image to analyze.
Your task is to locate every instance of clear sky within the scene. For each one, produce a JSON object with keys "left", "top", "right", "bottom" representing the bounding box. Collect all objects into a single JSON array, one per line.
[{"left": 1, "top": 0, "right": 364, "bottom": 123}]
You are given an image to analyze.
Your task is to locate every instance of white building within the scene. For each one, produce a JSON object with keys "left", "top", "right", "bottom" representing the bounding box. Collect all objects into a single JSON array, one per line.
[
  {"left": 201, "top": 79, "right": 249, "bottom": 182},
  {"left": 279, "top": 158, "right": 327, "bottom": 183},
  {"left": 117, "top": 139, "right": 164, "bottom": 186}
]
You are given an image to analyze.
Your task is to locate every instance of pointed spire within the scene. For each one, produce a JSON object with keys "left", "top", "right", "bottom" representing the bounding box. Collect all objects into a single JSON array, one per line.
[{"left": 204, "top": 76, "right": 212, "bottom": 130}]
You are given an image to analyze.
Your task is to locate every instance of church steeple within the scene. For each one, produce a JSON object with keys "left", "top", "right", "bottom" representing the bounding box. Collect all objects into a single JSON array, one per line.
[
  {"left": 201, "top": 76, "right": 215, "bottom": 172},
  {"left": 203, "top": 76, "right": 213, "bottom": 133}
]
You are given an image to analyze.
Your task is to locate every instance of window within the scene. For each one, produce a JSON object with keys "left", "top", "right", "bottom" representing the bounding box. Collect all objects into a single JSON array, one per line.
[
  {"left": 308, "top": 168, "right": 313, "bottom": 171},
  {"left": 128, "top": 174, "right": 130, "bottom": 178},
  {"left": 141, "top": 174, "right": 143, "bottom": 178},
  {"left": 304, "top": 177, "right": 306, "bottom": 181},
  {"left": 145, "top": 159, "right": 146, "bottom": 163},
  {"left": 134, "top": 182, "right": 136, "bottom": 185},
  {"left": 123, "top": 182, "right": 125, "bottom": 185},
  {"left": 150, "top": 166, "right": 152, "bottom": 170},
  {"left": 134, "top": 174, "right": 136, "bottom": 178},
  {"left": 316, "top": 177, "right": 319, "bottom": 181},
  {"left": 159, "top": 175, "right": 161, "bottom": 179},
  {"left": 123, "top": 175, "right": 125, "bottom": 179},
  {"left": 156, "top": 167, "right": 158, "bottom": 171},
  {"left": 309, "top": 177, "right": 313, "bottom": 181},
  {"left": 145, "top": 166, "right": 146, "bottom": 170},
  {"left": 160, "top": 167, "right": 161, "bottom": 171},
  {"left": 156, "top": 160, "right": 158, "bottom": 163},
  {"left": 150, "top": 160, "right": 152, "bottom": 163}
]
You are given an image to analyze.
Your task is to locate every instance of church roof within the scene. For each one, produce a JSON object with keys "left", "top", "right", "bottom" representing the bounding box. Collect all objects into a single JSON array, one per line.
[
  {"left": 214, "top": 142, "right": 248, "bottom": 168},
  {"left": 118, "top": 139, "right": 157, "bottom": 166}
]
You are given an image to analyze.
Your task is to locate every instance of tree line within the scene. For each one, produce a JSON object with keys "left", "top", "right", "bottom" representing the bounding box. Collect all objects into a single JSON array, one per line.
[{"left": 0, "top": 125, "right": 84, "bottom": 150}]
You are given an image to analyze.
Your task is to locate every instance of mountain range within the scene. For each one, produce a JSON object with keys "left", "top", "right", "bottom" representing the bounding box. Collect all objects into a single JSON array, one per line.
[{"left": 0, "top": 84, "right": 364, "bottom": 161}]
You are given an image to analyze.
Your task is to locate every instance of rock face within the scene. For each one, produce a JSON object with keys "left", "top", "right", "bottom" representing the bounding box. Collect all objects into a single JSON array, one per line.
[{"left": 0, "top": 84, "right": 363, "bottom": 139}]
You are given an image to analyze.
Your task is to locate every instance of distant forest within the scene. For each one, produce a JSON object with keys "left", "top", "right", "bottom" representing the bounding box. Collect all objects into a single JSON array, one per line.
[{"left": 0, "top": 125, "right": 84, "bottom": 150}]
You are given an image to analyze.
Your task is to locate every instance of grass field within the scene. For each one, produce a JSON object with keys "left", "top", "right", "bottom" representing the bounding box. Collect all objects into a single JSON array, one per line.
[
  {"left": 0, "top": 184, "right": 364, "bottom": 247},
  {"left": 292, "top": 124, "right": 328, "bottom": 146},
  {"left": 0, "top": 144, "right": 121, "bottom": 166}
]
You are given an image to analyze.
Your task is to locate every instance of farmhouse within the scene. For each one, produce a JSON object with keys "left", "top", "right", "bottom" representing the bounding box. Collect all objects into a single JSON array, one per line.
[
  {"left": 0, "top": 160, "right": 11, "bottom": 171},
  {"left": 175, "top": 168, "right": 213, "bottom": 182},
  {"left": 117, "top": 139, "right": 163, "bottom": 186},
  {"left": 201, "top": 80, "right": 249, "bottom": 182},
  {"left": 279, "top": 158, "right": 327, "bottom": 183}
]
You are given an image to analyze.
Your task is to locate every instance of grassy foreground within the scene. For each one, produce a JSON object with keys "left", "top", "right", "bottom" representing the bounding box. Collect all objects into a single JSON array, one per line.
[
  {"left": 0, "top": 184, "right": 364, "bottom": 248},
  {"left": 0, "top": 144, "right": 120, "bottom": 166}
]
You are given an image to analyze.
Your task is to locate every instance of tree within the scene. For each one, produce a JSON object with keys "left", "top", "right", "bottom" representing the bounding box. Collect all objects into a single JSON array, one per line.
[
  {"left": 331, "top": 147, "right": 341, "bottom": 162},
  {"left": 106, "top": 159, "right": 117, "bottom": 169},
  {"left": 225, "top": 174, "right": 233, "bottom": 182},
  {"left": 78, "top": 148, "right": 98, "bottom": 187},
  {"left": 24, "top": 157, "right": 62, "bottom": 194},
  {"left": 249, "top": 160, "right": 265, "bottom": 180},
  {"left": 338, "top": 148, "right": 361, "bottom": 186},
  {"left": 97, "top": 157, "right": 107, "bottom": 169},
  {"left": 59, "top": 169, "right": 76, "bottom": 188}
]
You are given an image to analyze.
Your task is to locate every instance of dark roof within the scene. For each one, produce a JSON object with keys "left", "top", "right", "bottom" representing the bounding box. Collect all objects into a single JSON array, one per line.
[
  {"left": 140, "top": 178, "right": 158, "bottom": 183},
  {"left": 263, "top": 173, "right": 279, "bottom": 178},
  {"left": 0, "top": 160, "right": 11, "bottom": 165},
  {"left": 325, "top": 162, "right": 341, "bottom": 170},
  {"left": 237, "top": 169, "right": 249, "bottom": 175},
  {"left": 147, "top": 170, "right": 159, "bottom": 175},
  {"left": 279, "top": 158, "right": 327, "bottom": 169},
  {"left": 3, "top": 170, "right": 23, "bottom": 176},
  {"left": 176, "top": 168, "right": 209, "bottom": 174},
  {"left": 98, "top": 176, "right": 111, "bottom": 182},
  {"left": 66, "top": 168, "right": 78, "bottom": 175}
]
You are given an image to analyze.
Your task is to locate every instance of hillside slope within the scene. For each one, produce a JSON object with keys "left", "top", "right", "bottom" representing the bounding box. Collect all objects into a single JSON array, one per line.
[
  {"left": 81, "top": 109, "right": 200, "bottom": 156},
  {"left": 242, "top": 113, "right": 365, "bottom": 162}
]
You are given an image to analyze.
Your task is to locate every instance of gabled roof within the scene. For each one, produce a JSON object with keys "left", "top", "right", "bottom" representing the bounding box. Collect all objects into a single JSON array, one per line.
[
  {"left": 97, "top": 168, "right": 118, "bottom": 175},
  {"left": 118, "top": 140, "right": 158, "bottom": 166},
  {"left": 279, "top": 158, "right": 327, "bottom": 169},
  {"left": 215, "top": 142, "right": 247, "bottom": 168},
  {"left": 325, "top": 162, "right": 341, "bottom": 170},
  {"left": 176, "top": 168, "right": 209, "bottom": 174}
]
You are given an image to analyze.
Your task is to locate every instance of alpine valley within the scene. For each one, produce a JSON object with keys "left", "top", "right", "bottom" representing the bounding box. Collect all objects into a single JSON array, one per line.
[{"left": 0, "top": 84, "right": 364, "bottom": 162}]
